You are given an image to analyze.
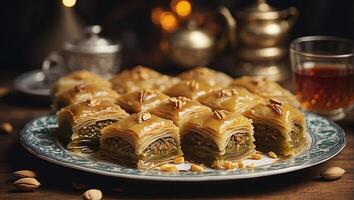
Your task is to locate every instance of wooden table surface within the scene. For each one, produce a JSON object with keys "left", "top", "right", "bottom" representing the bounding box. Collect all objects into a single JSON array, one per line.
[{"left": 0, "top": 75, "right": 353, "bottom": 200}]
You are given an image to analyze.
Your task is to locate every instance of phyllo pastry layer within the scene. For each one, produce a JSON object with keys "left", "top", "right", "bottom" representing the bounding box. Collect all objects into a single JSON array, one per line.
[
  {"left": 178, "top": 67, "right": 232, "bottom": 88},
  {"left": 164, "top": 80, "right": 214, "bottom": 100},
  {"left": 57, "top": 99, "right": 129, "bottom": 153},
  {"left": 53, "top": 84, "right": 119, "bottom": 110},
  {"left": 52, "top": 70, "right": 112, "bottom": 95},
  {"left": 117, "top": 89, "right": 169, "bottom": 113},
  {"left": 181, "top": 110, "right": 255, "bottom": 165},
  {"left": 110, "top": 66, "right": 178, "bottom": 94},
  {"left": 198, "top": 88, "right": 265, "bottom": 114},
  {"left": 243, "top": 99, "right": 307, "bottom": 156},
  {"left": 100, "top": 112, "right": 182, "bottom": 169},
  {"left": 150, "top": 96, "right": 212, "bottom": 127},
  {"left": 230, "top": 76, "right": 300, "bottom": 107}
]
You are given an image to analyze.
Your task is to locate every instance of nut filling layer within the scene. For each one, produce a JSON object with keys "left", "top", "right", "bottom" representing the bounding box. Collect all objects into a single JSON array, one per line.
[
  {"left": 253, "top": 123, "right": 304, "bottom": 156},
  {"left": 181, "top": 133, "right": 253, "bottom": 165},
  {"left": 100, "top": 136, "right": 179, "bottom": 168},
  {"left": 67, "top": 119, "right": 116, "bottom": 153}
]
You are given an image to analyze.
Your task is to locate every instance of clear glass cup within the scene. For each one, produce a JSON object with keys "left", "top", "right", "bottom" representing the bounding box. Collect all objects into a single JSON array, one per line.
[{"left": 290, "top": 36, "right": 354, "bottom": 121}]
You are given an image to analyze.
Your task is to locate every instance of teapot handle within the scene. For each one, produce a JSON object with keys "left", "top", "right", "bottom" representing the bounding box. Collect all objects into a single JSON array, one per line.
[
  {"left": 287, "top": 7, "right": 299, "bottom": 27},
  {"left": 217, "top": 6, "right": 237, "bottom": 51}
]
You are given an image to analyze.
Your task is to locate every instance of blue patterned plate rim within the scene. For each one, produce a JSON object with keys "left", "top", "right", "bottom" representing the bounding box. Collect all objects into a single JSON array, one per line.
[{"left": 20, "top": 112, "right": 346, "bottom": 182}]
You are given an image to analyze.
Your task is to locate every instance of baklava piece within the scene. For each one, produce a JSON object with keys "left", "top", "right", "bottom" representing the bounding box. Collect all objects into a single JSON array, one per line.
[
  {"left": 57, "top": 100, "right": 129, "bottom": 153},
  {"left": 181, "top": 110, "right": 255, "bottom": 166},
  {"left": 164, "top": 80, "right": 214, "bottom": 100},
  {"left": 197, "top": 88, "right": 265, "bottom": 114},
  {"left": 178, "top": 67, "right": 232, "bottom": 87},
  {"left": 110, "top": 65, "right": 178, "bottom": 94},
  {"left": 230, "top": 76, "right": 300, "bottom": 107},
  {"left": 53, "top": 84, "right": 119, "bottom": 110},
  {"left": 117, "top": 89, "right": 169, "bottom": 113},
  {"left": 150, "top": 96, "right": 212, "bottom": 127},
  {"left": 100, "top": 112, "right": 182, "bottom": 169},
  {"left": 243, "top": 99, "right": 307, "bottom": 156},
  {"left": 52, "top": 70, "right": 112, "bottom": 94}
]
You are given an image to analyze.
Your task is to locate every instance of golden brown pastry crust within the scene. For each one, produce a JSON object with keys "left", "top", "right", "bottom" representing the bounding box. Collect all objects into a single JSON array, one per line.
[
  {"left": 243, "top": 99, "right": 307, "bottom": 156},
  {"left": 178, "top": 67, "right": 232, "bottom": 87},
  {"left": 150, "top": 96, "right": 212, "bottom": 127},
  {"left": 164, "top": 80, "right": 214, "bottom": 100},
  {"left": 57, "top": 99, "right": 129, "bottom": 152},
  {"left": 110, "top": 66, "right": 178, "bottom": 94},
  {"left": 197, "top": 88, "right": 265, "bottom": 114},
  {"left": 53, "top": 84, "right": 119, "bottom": 110},
  {"left": 117, "top": 89, "right": 169, "bottom": 113},
  {"left": 181, "top": 110, "right": 254, "bottom": 152},
  {"left": 52, "top": 70, "right": 112, "bottom": 94},
  {"left": 230, "top": 76, "right": 300, "bottom": 107},
  {"left": 101, "top": 112, "right": 180, "bottom": 155}
]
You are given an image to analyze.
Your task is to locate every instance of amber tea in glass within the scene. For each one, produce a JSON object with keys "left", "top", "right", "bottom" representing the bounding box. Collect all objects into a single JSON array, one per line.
[{"left": 290, "top": 36, "right": 354, "bottom": 120}]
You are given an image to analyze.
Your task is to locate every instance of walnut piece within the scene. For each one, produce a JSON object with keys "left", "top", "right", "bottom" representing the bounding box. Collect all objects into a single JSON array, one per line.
[
  {"left": 190, "top": 164, "right": 204, "bottom": 172},
  {"left": 137, "top": 112, "right": 151, "bottom": 123},
  {"left": 169, "top": 96, "right": 191, "bottom": 109},
  {"left": 213, "top": 110, "right": 227, "bottom": 120}
]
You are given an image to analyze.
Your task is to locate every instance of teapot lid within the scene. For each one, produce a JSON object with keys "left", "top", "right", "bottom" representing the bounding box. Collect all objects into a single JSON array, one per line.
[
  {"left": 237, "top": 0, "right": 293, "bottom": 20},
  {"left": 64, "top": 25, "right": 121, "bottom": 54}
]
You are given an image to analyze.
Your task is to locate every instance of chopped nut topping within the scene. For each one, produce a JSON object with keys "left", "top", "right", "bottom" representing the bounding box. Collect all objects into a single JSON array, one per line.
[
  {"left": 190, "top": 164, "right": 204, "bottom": 172},
  {"left": 88, "top": 99, "right": 100, "bottom": 107},
  {"left": 224, "top": 161, "right": 238, "bottom": 170},
  {"left": 267, "top": 99, "right": 283, "bottom": 116},
  {"left": 237, "top": 161, "right": 245, "bottom": 168},
  {"left": 160, "top": 164, "right": 178, "bottom": 172},
  {"left": 169, "top": 96, "right": 191, "bottom": 109},
  {"left": 267, "top": 151, "right": 277, "bottom": 159},
  {"left": 74, "top": 84, "right": 86, "bottom": 92},
  {"left": 213, "top": 110, "right": 227, "bottom": 120},
  {"left": 137, "top": 112, "right": 151, "bottom": 123},
  {"left": 217, "top": 89, "right": 237, "bottom": 98},
  {"left": 185, "top": 80, "right": 200, "bottom": 91},
  {"left": 211, "top": 160, "right": 224, "bottom": 169},
  {"left": 138, "top": 89, "right": 153, "bottom": 102},
  {"left": 269, "top": 98, "right": 282, "bottom": 105},
  {"left": 249, "top": 153, "right": 262, "bottom": 160},
  {"left": 173, "top": 156, "right": 185, "bottom": 164}
]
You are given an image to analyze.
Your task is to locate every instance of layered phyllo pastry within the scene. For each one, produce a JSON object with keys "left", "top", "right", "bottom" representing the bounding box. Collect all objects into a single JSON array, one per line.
[
  {"left": 100, "top": 112, "right": 183, "bottom": 169},
  {"left": 57, "top": 99, "right": 129, "bottom": 153},
  {"left": 180, "top": 110, "right": 255, "bottom": 165},
  {"left": 243, "top": 99, "right": 307, "bottom": 156},
  {"left": 198, "top": 88, "right": 265, "bottom": 114},
  {"left": 150, "top": 96, "right": 212, "bottom": 127},
  {"left": 53, "top": 84, "right": 119, "bottom": 110},
  {"left": 230, "top": 76, "right": 300, "bottom": 107},
  {"left": 52, "top": 70, "right": 112, "bottom": 94},
  {"left": 178, "top": 67, "right": 232, "bottom": 87},
  {"left": 110, "top": 66, "right": 178, "bottom": 94},
  {"left": 164, "top": 80, "right": 214, "bottom": 100},
  {"left": 117, "top": 89, "right": 169, "bottom": 113}
]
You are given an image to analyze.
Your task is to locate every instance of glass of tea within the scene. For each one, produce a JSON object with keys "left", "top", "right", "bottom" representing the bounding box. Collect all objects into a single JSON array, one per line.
[{"left": 290, "top": 36, "right": 354, "bottom": 120}]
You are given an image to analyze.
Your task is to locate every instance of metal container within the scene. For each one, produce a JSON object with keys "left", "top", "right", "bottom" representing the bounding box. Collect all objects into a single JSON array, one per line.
[{"left": 43, "top": 25, "right": 121, "bottom": 79}]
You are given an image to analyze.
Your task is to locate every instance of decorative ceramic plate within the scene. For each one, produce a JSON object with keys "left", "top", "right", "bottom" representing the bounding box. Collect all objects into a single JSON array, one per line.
[{"left": 20, "top": 113, "right": 345, "bottom": 182}]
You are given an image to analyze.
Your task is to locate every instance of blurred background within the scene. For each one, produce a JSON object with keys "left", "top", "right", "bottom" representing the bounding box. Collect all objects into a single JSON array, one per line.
[{"left": 0, "top": 0, "right": 353, "bottom": 74}]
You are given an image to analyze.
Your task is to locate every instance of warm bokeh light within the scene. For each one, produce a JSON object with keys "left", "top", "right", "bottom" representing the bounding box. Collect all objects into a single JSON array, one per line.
[
  {"left": 160, "top": 12, "right": 178, "bottom": 32},
  {"left": 175, "top": 0, "right": 192, "bottom": 17},
  {"left": 62, "top": 0, "right": 77, "bottom": 7},
  {"left": 151, "top": 8, "right": 164, "bottom": 25}
]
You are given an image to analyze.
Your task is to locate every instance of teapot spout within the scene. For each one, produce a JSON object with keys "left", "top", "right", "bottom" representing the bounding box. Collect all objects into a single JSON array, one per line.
[{"left": 218, "top": 6, "right": 237, "bottom": 51}]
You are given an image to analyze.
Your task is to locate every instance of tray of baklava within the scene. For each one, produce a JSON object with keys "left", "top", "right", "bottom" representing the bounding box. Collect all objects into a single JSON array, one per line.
[{"left": 20, "top": 66, "right": 346, "bottom": 181}]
